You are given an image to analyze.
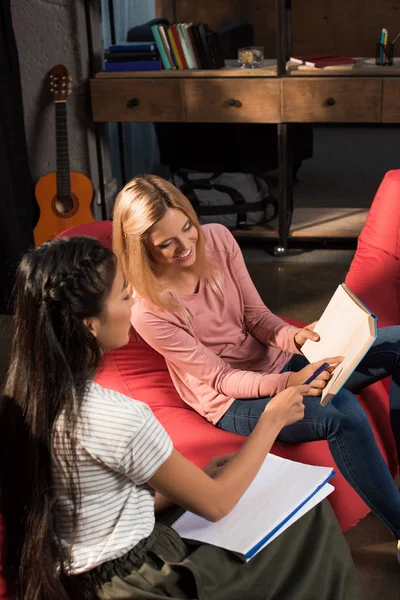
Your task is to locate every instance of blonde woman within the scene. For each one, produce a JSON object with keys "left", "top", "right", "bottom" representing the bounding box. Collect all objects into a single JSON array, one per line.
[{"left": 113, "top": 174, "right": 400, "bottom": 560}]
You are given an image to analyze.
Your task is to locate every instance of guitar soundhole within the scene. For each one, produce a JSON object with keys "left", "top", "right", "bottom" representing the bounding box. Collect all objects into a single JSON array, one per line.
[{"left": 52, "top": 194, "right": 79, "bottom": 218}]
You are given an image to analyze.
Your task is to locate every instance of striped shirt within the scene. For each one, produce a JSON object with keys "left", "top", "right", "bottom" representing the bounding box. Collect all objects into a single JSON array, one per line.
[{"left": 52, "top": 381, "right": 173, "bottom": 575}]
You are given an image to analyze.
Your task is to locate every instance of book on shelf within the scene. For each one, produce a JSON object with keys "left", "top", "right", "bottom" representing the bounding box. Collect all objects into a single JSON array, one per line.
[
  {"left": 185, "top": 23, "right": 201, "bottom": 68},
  {"left": 108, "top": 42, "right": 157, "bottom": 53},
  {"left": 173, "top": 454, "right": 335, "bottom": 560},
  {"left": 177, "top": 24, "right": 195, "bottom": 69},
  {"left": 198, "top": 23, "right": 214, "bottom": 68},
  {"left": 185, "top": 24, "right": 199, "bottom": 68},
  {"left": 290, "top": 53, "right": 337, "bottom": 64},
  {"left": 167, "top": 26, "right": 184, "bottom": 69},
  {"left": 192, "top": 24, "right": 209, "bottom": 68},
  {"left": 105, "top": 41, "right": 161, "bottom": 72},
  {"left": 157, "top": 25, "right": 176, "bottom": 69},
  {"left": 104, "top": 51, "right": 159, "bottom": 62},
  {"left": 104, "top": 60, "right": 162, "bottom": 72},
  {"left": 151, "top": 22, "right": 225, "bottom": 70},
  {"left": 302, "top": 283, "right": 377, "bottom": 407},
  {"left": 171, "top": 24, "right": 189, "bottom": 69},
  {"left": 290, "top": 54, "right": 356, "bottom": 68},
  {"left": 151, "top": 25, "right": 173, "bottom": 70}
]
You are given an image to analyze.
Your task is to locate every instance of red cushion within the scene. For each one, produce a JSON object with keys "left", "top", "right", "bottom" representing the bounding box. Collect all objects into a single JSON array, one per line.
[
  {"left": 345, "top": 169, "right": 400, "bottom": 327},
  {"left": 54, "top": 220, "right": 113, "bottom": 248}
]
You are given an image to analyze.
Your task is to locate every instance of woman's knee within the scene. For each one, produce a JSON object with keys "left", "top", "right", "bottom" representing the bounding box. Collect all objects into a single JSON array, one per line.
[{"left": 326, "top": 390, "right": 370, "bottom": 433}]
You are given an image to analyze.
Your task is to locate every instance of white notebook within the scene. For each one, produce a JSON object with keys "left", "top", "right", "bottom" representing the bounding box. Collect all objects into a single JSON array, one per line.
[
  {"left": 173, "top": 454, "right": 334, "bottom": 560},
  {"left": 302, "top": 283, "right": 377, "bottom": 406}
]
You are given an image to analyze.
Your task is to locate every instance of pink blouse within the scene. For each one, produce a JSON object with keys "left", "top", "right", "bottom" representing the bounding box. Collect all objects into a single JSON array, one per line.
[{"left": 131, "top": 224, "right": 302, "bottom": 424}]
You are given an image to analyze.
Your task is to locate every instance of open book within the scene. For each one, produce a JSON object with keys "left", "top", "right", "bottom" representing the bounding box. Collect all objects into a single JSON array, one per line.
[
  {"left": 173, "top": 454, "right": 334, "bottom": 560},
  {"left": 302, "top": 283, "right": 377, "bottom": 406}
]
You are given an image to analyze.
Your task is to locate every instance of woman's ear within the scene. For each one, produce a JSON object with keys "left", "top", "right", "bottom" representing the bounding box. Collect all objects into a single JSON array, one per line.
[{"left": 83, "top": 317, "right": 99, "bottom": 338}]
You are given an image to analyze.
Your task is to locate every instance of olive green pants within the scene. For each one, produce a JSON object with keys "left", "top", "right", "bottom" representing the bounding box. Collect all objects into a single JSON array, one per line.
[{"left": 69, "top": 500, "right": 363, "bottom": 600}]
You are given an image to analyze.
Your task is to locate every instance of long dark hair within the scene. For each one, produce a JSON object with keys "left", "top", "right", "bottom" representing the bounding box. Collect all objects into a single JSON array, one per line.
[{"left": 0, "top": 236, "right": 116, "bottom": 600}]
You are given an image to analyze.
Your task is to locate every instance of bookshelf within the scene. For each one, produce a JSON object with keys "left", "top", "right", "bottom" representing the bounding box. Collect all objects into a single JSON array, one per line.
[{"left": 87, "top": 0, "right": 400, "bottom": 253}]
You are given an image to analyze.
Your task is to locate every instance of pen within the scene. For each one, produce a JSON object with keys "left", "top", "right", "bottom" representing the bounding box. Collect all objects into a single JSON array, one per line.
[
  {"left": 304, "top": 362, "right": 330, "bottom": 385},
  {"left": 380, "top": 28, "right": 387, "bottom": 62}
]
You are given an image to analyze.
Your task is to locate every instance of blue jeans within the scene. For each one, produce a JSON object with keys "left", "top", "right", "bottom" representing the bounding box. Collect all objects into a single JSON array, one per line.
[{"left": 217, "top": 327, "right": 400, "bottom": 539}]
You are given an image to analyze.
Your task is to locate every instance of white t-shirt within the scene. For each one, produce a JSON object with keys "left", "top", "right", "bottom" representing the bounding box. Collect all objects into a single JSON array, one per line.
[{"left": 52, "top": 381, "right": 173, "bottom": 575}]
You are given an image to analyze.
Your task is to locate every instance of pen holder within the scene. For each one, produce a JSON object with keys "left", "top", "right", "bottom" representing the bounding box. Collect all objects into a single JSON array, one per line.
[{"left": 376, "top": 42, "right": 394, "bottom": 65}]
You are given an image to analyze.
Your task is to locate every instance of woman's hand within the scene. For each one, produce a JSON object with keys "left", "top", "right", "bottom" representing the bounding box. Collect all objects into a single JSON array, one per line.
[
  {"left": 204, "top": 453, "right": 236, "bottom": 478},
  {"left": 294, "top": 321, "right": 319, "bottom": 349},
  {"left": 263, "top": 385, "right": 310, "bottom": 427},
  {"left": 286, "top": 358, "right": 343, "bottom": 396}
]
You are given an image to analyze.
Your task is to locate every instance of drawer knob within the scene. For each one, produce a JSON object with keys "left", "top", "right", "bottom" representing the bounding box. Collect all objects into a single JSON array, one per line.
[
  {"left": 127, "top": 98, "right": 140, "bottom": 108},
  {"left": 326, "top": 97, "right": 336, "bottom": 107},
  {"left": 227, "top": 98, "right": 237, "bottom": 107}
]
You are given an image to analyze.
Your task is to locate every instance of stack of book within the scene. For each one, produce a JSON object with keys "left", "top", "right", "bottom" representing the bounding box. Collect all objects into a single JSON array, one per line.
[
  {"left": 151, "top": 23, "right": 225, "bottom": 70},
  {"left": 105, "top": 42, "right": 162, "bottom": 72}
]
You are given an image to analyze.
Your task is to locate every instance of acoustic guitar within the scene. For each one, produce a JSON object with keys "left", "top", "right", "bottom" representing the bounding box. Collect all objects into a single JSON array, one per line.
[{"left": 34, "top": 64, "right": 94, "bottom": 247}]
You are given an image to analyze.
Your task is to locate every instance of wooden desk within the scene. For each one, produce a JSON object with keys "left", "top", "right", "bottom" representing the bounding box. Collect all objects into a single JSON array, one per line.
[{"left": 90, "top": 59, "right": 400, "bottom": 250}]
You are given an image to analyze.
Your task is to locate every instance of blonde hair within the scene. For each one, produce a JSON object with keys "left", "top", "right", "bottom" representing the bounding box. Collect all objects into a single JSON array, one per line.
[{"left": 113, "top": 174, "right": 222, "bottom": 312}]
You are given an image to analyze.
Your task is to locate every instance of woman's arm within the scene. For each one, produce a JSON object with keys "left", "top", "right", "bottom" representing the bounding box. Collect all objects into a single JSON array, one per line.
[
  {"left": 148, "top": 386, "right": 307, "bottom": 521},
  {"left": 153, "top": 454, "right": 235, "bottom": 513},
  {"left": 132, "top": 307, "right": 291, "bottom": 398},
  {"left": 223, "top": 228, "right": 301, "bottom": 354}
]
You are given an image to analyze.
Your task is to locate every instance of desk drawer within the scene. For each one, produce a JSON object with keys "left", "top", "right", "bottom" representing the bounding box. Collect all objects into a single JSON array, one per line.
[
  {"left": 184, "top": 79, "right": 280, "bottom": 123},
  {"left": 382, "top": 79, "right": 400, "bottom": 122},
  {"left": 282, "top": 79, "right": 381, "bottom": 123},
  {"left": 90, "top": 79, "right": 184, "bottom": 122}
]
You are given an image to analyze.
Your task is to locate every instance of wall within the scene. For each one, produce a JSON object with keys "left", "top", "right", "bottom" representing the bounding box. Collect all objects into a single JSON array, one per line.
[
  {"left": 11, "top": 0, "right": 114, "bottom": 218},
  {"left": 157, "top": 0, "right": 400, "bottom": 57}
]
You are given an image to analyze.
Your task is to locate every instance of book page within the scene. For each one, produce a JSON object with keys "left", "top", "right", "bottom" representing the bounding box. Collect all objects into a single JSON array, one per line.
[
  {"left": 302, "top": 284, "right": 373, "bottom": 363},
  {"left": 321, "top": 315, "right": 376, "bottom": 404},
  {"left": 173, "top": 454, "right": 334, "bottom": 559}
]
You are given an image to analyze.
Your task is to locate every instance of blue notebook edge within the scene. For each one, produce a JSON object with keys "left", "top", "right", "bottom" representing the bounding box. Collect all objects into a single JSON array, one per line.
[{"left": 245, "top": 470, "right": 336, "bottom": 559}]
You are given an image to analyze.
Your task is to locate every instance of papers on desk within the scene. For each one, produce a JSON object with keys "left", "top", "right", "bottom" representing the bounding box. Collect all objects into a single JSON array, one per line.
[{"left": 173, "top": 454, "right": 334, "bottom": 560}]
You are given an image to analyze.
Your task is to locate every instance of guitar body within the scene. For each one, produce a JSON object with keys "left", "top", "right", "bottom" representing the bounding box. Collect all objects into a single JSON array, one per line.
[
  {"left": 33, "top": 65, "right": 95, "bottom": 247},
  {"left": 34, "top": 171, "right": 94, "bottom": 247}
]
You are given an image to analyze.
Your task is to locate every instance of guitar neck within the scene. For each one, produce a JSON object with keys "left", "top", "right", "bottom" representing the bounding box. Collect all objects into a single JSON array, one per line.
[{"left": 55, "top": 102, "right": 71, "bottom": 199}]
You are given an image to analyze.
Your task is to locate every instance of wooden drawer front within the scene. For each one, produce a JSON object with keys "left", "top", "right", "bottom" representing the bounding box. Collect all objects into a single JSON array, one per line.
[
  {"left": 282, "top": 79, "right": 381, "bottom": 123},
  {"left": 184, "top": 79, "right": 280, "bottom": 123},
  {"left": 382, "top": 79, "right": 400, "bottom": 123},
  {"left": 90, "top": 79, "right": 184, "bottom": 122}
]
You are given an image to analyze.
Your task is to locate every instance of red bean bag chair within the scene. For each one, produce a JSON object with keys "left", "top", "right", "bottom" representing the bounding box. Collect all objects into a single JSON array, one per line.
[{"left": 56, "top": 173, "right": 400, "bottom": 533}]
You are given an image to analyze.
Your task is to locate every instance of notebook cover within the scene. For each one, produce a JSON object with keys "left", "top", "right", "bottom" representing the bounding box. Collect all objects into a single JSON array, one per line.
[
  {"left": 108, "top": 42, "right": 156, "bottom": 53},
  {"left": 171, "top": 24, "right": 188, "bottom": 69},
  {"left": 150, "top": 25, "right": 171, "bottom": 69},
  {"left": 104, "top": 60, "right": 162, "bottom": 72}
]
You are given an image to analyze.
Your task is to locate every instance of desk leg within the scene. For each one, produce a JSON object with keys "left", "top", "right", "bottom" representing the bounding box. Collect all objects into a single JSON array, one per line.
[{"left": 276, "top": 123, "right": 293, "bottom": 255}]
